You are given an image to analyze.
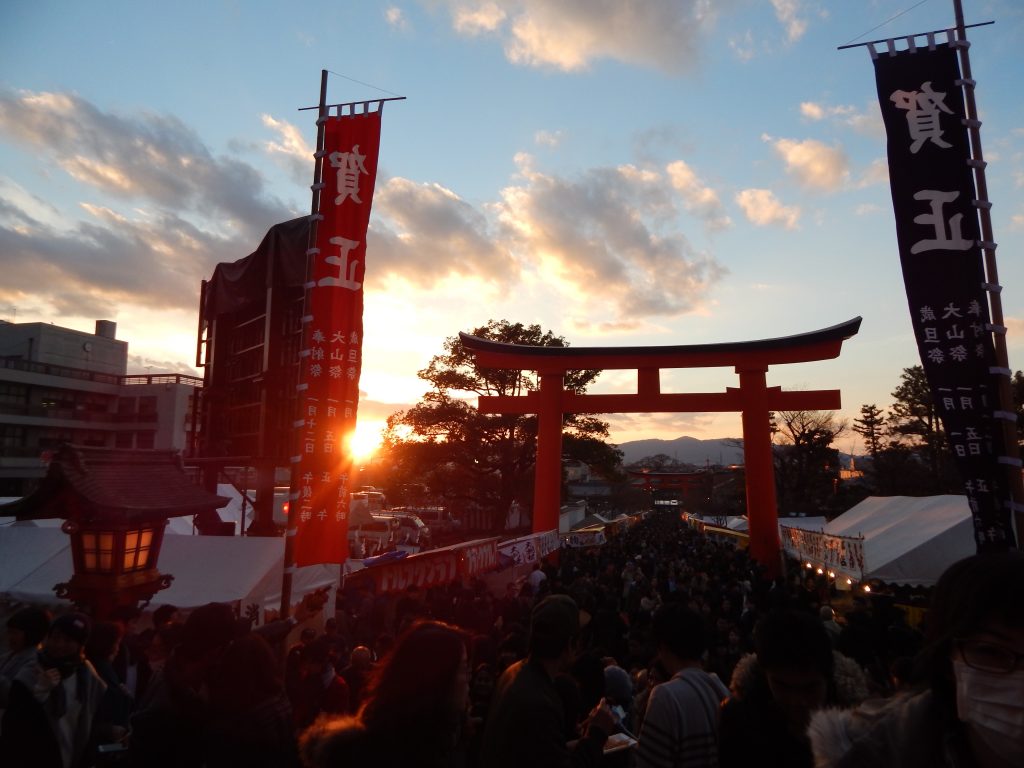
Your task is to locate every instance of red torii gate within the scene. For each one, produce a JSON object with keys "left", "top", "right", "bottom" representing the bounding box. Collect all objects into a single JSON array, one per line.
[{"left": 460, "top": 317, "right": 861, "bottom": 577}]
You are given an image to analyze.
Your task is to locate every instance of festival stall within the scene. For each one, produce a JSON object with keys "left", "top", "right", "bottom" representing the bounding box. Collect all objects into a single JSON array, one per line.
[
  {"left": 343, "top": 536, "right": 502, "bottom": 595},
  {"left": 780, "top": 495, "right": 974, "bottom": 587},
  {"left": 0, "top": 526, "right": 339, "bottom": 625}
]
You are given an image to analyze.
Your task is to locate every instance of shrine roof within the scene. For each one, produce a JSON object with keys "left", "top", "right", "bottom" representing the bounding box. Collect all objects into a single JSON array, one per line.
[
  {"left": 1, "top": 444, "right": 230, "bottom": 522},
  {"left": 460, "top": 317, "right": 862, "bottom": 370}
]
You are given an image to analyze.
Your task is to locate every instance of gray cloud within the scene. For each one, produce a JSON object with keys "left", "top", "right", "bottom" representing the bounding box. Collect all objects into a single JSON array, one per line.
[
  {"left": 494, "top": 155, "right": 726, "bottom": 319},
  {"left": 0, "top": 89, "right": 289, "bottom": 241},
  {"left": 368, "top": 177, "right": 514, "bottom": 286}
]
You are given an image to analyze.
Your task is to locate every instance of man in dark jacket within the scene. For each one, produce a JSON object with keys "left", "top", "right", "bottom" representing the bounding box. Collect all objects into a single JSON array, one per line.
[{"left": 480, "top": 594, "right": 616, "bottom": 768}]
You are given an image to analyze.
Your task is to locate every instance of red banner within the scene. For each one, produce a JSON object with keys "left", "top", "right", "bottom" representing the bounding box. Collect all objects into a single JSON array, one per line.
[{"left": 292, "top": 110, "right": 382, "bottom": 566}]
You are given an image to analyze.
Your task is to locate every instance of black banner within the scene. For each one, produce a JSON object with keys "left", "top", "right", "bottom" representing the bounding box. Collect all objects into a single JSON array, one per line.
[{"left": 873, "top": 41, "right": 1015, "bottom": 549}]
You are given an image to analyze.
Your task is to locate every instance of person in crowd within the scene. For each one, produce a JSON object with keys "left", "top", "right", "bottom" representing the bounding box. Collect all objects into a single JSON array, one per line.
[
  {"left": 84, "top": 620, "right": 133, "bottom": 746},
  {"left": 129, "top": 601, "right": 238, "bottom": 768},
  {"left": 135, "top": 619, "right": 182, "bottom": 701},
  {"left": 602, "top": 664, "right": 635, "bottom": 735},
  {"left": 338, "top": 644, "right": 373, "bottom": 709},
  {"left": 479, "top": 594, "right": 616, "bottom": 768},
  {"left": 820, "top": 605, "right": 843, "bottom": 647},
  {"left": 285, "top": 626, "right": 318, "bottom": 703},
  {"left": 152, "top": 604, "right": 179, "bottom": 631},
  {"left": 321, "top": 617, "right": 347, "bottom": 665},
  {"left": 0, "top": 612, "right": 106, "bottom": 768},
  {"left": 0, "top": 606, "right": 51, "bottom": 713},
  {"left": 291, "top": 636, "right": 351, "bottom": 729},
  {"left": 719, "top": 610, "right": 868, "bottom": 768},
  {"left": 207, "top": 632, "right": 298, "bottom": 768},
  {"left": 810, "top": 550, "right": 1024, "bottom": 768},
  {"left": 635, "top": 603, "right": 730, "bottom": 768},
  {"left": 300, "top": 619, "right": 472, "bottom": 767}
]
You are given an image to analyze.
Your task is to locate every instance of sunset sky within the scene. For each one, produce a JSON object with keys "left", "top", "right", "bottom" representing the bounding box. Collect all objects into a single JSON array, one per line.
[{"left": 2, "top": 1, "right": 1023, "bottom": 453}]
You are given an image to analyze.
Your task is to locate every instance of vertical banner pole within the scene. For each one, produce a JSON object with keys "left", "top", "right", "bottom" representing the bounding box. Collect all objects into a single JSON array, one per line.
[
  {"left": 952, "top": 0, "right": 1024, "bottom": 542},
  {"left": 280, "top": 69, "right": 329, "bottom": 620}
]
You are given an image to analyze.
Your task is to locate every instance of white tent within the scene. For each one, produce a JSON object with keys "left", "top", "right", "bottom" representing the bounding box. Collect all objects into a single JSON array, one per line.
[
  {"left": 781, "top": 495, "right": 974, "bottom": 586},
  {"left": 0, "top": 527, "right": 339, "bottom": 623}
]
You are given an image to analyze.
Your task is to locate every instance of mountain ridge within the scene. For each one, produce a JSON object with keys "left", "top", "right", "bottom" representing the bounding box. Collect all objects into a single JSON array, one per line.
[{"left": 615, "top": 436, "right": 745, "bottom": 466}]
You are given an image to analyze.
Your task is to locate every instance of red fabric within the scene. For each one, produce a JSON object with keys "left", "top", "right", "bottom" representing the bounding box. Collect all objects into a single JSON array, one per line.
[{"left": 292, "top": 110, "right": 382, "bottom": 566}]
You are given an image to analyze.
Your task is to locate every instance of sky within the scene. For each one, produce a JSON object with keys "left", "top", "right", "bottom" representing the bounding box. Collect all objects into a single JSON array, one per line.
[{"left": 1, "top": 0, "right": 1023, "bottom": 455}]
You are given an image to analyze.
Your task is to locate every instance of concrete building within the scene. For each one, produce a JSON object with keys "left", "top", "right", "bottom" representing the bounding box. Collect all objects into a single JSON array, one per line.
[{"left": 0, "top": 319, "right": 201, "bottom": 495}]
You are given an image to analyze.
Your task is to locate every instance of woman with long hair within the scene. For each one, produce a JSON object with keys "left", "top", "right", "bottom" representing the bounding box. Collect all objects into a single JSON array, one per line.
[{"left": 301, "top": 619, "right": 471, "bottom": 768}]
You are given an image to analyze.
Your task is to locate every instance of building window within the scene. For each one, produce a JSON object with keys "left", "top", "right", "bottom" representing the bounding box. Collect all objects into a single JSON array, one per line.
[
  {"left": 136, "top": 432, "right": 155, "bottom": 449},
  {"left": 115, "top": 432, "right": 133, "bottom": 449}
]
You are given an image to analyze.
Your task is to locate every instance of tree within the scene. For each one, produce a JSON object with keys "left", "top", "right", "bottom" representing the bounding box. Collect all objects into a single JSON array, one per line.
[
  {"left": 853, "top": 403, "right": 886, "bottom": 458},
  {"left": 772, "top": 409, "right": 847, "bottom": 517},
  {"left": 886, "top": 365, "right": 957, "bottom": 492},
  {"left": 380, "top": 320, "right": 618, "bottom": 529}
]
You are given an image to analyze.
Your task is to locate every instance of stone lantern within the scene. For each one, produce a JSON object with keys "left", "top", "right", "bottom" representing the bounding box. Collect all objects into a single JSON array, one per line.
[{"left": 2, "top": 444, "right": 229, "bottom": 618}]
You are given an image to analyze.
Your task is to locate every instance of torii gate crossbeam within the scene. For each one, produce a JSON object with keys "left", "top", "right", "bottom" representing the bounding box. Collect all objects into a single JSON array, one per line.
[{"left": 460, "top": 317, "right": 861, "bottom": 578}]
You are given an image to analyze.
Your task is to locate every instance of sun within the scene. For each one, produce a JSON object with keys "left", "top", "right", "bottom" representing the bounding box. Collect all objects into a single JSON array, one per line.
[{"left": 347, "top": 420, "right": 384, "bottom": 464}]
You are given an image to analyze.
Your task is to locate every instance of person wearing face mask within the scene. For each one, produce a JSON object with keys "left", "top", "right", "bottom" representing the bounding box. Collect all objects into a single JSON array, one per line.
[
  {"left": 809, "top": 550, "right": 1024, "bottom": 768},
  {"left": 0, "top": 612, "right": 107, "bottom": 768}
]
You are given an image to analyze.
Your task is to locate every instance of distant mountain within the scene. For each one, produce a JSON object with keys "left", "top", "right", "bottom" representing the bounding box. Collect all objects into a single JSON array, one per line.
[{"left": 615, "top": 436, "right": 745, "bottom": 467}]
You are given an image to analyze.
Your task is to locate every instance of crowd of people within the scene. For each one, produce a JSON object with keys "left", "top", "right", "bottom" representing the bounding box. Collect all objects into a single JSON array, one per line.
[{"left": 0, "top": 510, "right": 1021, "bottom": 768}]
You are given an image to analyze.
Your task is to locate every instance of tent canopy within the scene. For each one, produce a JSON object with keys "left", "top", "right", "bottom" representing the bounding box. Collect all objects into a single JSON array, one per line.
[
  {"left": 781, "top": 495, "right": 974, "bottom": 587},
  {"left": 0, "top": 527, "right": 338, "bottom": 621}
]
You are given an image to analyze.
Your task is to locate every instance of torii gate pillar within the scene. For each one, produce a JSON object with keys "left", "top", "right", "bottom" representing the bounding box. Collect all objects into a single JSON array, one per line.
[
  {"left": 461, "top": 318, "right": 861, "bottom": 579},
  {"left": 738, "top": 367, "right": 781, "bottom": 574}
]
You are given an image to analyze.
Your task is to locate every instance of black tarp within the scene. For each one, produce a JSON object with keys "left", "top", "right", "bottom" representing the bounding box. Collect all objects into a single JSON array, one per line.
[{"left": 203, "top": 216, "right": 311, "bottom": 320}]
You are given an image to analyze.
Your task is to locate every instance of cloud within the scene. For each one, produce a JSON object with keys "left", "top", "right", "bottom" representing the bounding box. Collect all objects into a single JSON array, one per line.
[
  {"left": 0, "top": 89, "right": 295, "bottom": 317},
  {"left": 771, "top": 0, "right": 808, "bottom": 42},
  {"left": 800, "top": 100, "right": 883, "bottom": 137},
  {"left": 451, "top": 1, "right": 507, "bottom": 34},
  {"left": 385, "top": 6, "right": 411, "bottom": 30},
  {"left": 260, "top": 114, "right": 314, "bottom": 184},
  {"left": 0, "top": 89, "right": 289, "bottom": 239},
  {"left": 369, "top": 177, "right": 513, "bottom": 286},
  {"left": 766, "top": 135, "right": 850, "bottom": 191},
  {"left": 734, "top": 188, "right": 800, "bottom": 229},
  {"left": 857, "top": 158, "right": 890, "bottom": 188},
  {"left": 442, "top": 0, "right": 723, "bottom": 75},
  {"left": 493, "top": 153, "right": 725, "bottom": 318},
  {"left": 855, "top": 203, "right": 882, "bottom": 216},
  {"left": 534, "top": 129, "right": 565, "bottom": 148},
  {"left": 729, "top": 30, "right": 756, "bottom": 62},
  {"left": 0, "top": 201, "right": 245, "bottom": 317},
  {"left": 665, "top": 160, "right": 731, "bottom": 230}
]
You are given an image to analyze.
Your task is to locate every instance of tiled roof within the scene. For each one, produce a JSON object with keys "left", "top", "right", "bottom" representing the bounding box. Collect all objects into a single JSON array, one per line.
[{"left": 5, "top": 445, "right": 229, "bottom": 521}]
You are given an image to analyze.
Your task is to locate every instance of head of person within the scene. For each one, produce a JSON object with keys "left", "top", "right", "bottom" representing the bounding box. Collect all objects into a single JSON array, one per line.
[
  {"left": 603, "top": 665, "right": 633, "bottom": 710},
  {"left": 177, "top": 602, "right": 238, "bottom": 669},
  {"left": 528, "top": 594, "right": 580, "bottom": 668},
  {"left": 754, "top": 610, "right": 834, "bottom": 733},
  {"left": 919, "top": 551, "right": 1024, "bottom": 764},
  {"left": 652, "top": 602, "right": 708, "bottom": 665},
  {"left": 85, "top": 620, "right": 124, "bottom": 664},
  {"left": 819, "top": 606, "right": 836, "bottom": 623},
  {"left": 44, "top": 612, "right": 92, "bottom": 664},
  {"left": 210, "top": 632, "right": 283, "bottom": 713},
  {"left": 5, "top": 606, "right": 51, "bottom": 652},
  {"left": 152, "top": 604, "right": 179, "bottom": 630},
  {"left": 348, "top": 645, "right": 372, "bottom": 670},
  {"left": 359, "top": 620, "right": 470, "bottom": 737},
  {"left": 301, "top": 636, "right": 335, "bottom": 677}
]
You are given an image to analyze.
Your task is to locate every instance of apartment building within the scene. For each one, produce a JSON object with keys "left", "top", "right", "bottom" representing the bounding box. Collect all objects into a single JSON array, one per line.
[{"left": 0, "top": 319, "right": 200, "bottom": 495}]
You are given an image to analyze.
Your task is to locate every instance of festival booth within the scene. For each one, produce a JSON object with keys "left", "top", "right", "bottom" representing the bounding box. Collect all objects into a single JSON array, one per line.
[
  {"left": 780, "top": 495, "right": 974, "bottom": 588},
  {"left": 343, "top": 536, "right": 502, "bottom": 595},
  {"left": 0, "top": 526, "right": 339, "bottom": 625}
]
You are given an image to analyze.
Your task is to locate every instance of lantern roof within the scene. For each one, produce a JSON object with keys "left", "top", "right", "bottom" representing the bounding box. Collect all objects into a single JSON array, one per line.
[{"left": 1, "top": 444, "right": 230, "bottom": 523}]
